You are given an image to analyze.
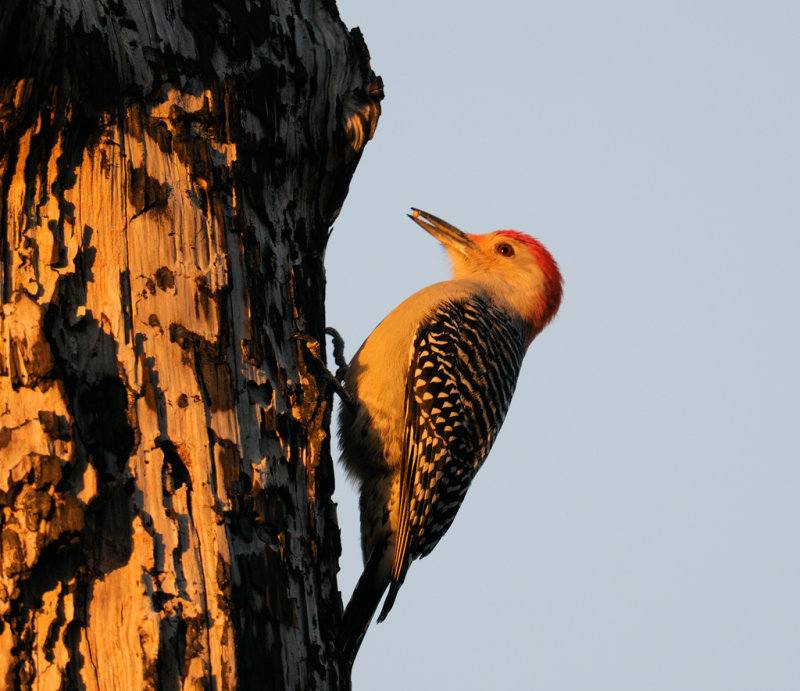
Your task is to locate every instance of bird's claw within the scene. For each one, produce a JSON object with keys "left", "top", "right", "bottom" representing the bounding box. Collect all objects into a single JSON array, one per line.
[
  {"left": 292, "top": 330, "right": 353, "bottom": 406},
  {"left": 325, "top": 326, "right": 348, "bottom": 382}
]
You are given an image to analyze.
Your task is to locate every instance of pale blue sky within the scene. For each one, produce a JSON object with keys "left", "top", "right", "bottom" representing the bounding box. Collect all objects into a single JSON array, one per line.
[{"left": 325, "top": 2, "right": 800, "bottom": 688}]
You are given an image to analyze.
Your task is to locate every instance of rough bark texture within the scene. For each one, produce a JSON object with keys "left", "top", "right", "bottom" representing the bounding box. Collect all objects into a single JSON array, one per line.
[{"left": 0, "top": 1, "right": 381, "bottom": 688}]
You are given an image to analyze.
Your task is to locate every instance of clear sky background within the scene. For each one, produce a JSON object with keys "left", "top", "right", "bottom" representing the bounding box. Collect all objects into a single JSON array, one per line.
[{"left": 324, "top": 2, "right": 799, "bottom": 689}]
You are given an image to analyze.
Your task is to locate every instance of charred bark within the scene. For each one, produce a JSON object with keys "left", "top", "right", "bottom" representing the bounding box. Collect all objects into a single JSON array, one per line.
[{"left": 0, "top": 1, "right": 381, "bottom": 688}]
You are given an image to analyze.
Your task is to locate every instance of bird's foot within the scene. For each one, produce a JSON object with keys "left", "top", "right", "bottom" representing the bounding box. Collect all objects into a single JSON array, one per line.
[
  {"left": 292, "top": 329, "right": 353, "bottom": 407},
  {"left": 324, "top": 326, "right": 349, "bottom": 383}
]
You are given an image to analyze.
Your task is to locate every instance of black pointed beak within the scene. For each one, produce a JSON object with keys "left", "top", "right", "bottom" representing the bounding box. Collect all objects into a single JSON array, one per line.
[{"left": 408, "top": 208, "right": 478, "bottom": 255}]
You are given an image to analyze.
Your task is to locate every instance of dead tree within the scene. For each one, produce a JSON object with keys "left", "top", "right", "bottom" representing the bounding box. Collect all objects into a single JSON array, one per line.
[{"left": 0, "top": 1, "right": 381, "bottom": 688}]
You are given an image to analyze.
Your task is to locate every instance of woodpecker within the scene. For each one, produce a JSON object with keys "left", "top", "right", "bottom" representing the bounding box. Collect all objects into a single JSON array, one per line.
[{"left": 337, "top": 208, "right": 562, "bottom": 664}]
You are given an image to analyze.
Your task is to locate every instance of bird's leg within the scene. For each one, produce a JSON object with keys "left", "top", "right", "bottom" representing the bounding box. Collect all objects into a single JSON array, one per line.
[
  {"left": 292, "top": 329, "right": 354, "bottom": 408},
  {"left": 325, "top": 326, "right": 349, "bottom": 383}
]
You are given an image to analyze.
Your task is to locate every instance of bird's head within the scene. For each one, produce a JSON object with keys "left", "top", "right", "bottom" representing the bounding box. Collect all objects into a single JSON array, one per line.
[{"left": 410, "top": 208, "right": 563, "bottom": 343}]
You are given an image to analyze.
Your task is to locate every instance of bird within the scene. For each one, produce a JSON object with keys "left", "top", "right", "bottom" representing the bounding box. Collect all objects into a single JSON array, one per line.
[{"left": 336, "top": 208, "right": 562, "bottom": 664}]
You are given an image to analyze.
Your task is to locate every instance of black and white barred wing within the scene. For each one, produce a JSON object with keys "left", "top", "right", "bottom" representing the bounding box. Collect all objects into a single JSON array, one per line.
[{"left": 378, "top": 296, "right": 526, "bottom": 621}]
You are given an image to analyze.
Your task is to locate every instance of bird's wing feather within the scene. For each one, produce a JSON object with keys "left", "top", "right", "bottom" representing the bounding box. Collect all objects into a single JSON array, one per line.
[{"left": 378, "top": 296, "right": 525, "bottom": 621}]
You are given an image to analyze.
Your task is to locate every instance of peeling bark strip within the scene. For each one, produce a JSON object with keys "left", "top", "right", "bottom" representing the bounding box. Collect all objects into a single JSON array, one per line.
[{"left": 0, "top": 1, "right": 382, "bottom": 689}]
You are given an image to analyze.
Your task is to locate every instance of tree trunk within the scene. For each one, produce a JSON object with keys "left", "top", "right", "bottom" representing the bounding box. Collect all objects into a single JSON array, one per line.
[{"left": 0, "top": 1, "right": 381, "bottom": 688}]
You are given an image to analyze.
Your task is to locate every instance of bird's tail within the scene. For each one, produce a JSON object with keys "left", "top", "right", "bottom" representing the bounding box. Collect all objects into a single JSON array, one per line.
[
  {"left": 338, "top": 549, "right": 389, "bottom": 666},
  {"left": 376, "top": 573, "right": 405, "bottom": 623}
]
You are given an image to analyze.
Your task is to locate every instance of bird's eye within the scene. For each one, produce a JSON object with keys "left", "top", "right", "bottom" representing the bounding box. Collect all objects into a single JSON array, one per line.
[{"left": 496, "top": 243, "right": 514, "bottom": 257}]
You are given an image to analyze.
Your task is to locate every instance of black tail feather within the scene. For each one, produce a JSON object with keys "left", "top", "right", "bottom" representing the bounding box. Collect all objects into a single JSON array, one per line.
[
  {"left": 376, "top": 578, "right": 401, "bottom": 623},
  {"left": 338, "top": 550, "right": 388, "bottom": 666}
]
